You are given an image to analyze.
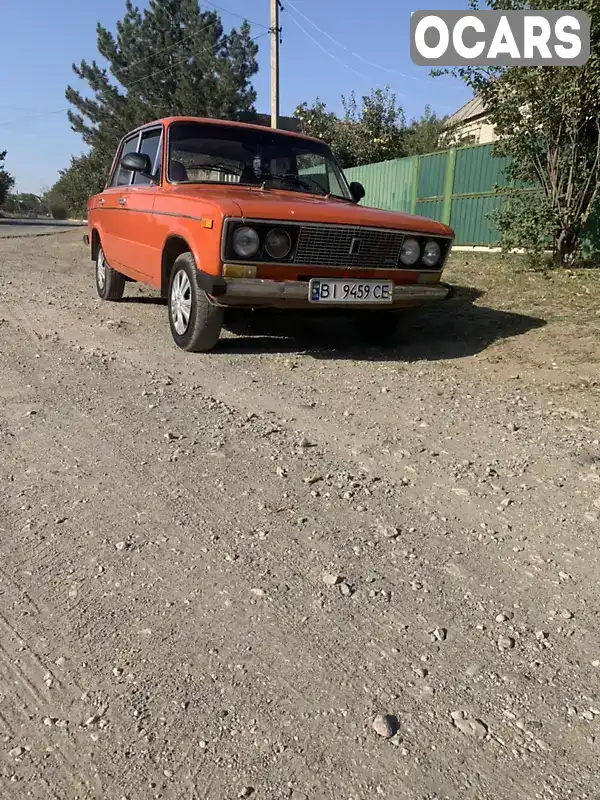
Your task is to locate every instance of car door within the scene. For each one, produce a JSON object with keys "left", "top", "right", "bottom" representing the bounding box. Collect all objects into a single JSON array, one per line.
[
  {"left": 99, "top": 132, "right": 140, "bottom": 272},
  {"left": 115, "top": 126, "right": 163, "bottom": 280}
]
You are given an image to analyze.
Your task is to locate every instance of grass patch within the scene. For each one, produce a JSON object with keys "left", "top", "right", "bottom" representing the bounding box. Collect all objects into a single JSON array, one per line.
[{"left": 444, "top": 251, "right": 600, "bottom": 327}]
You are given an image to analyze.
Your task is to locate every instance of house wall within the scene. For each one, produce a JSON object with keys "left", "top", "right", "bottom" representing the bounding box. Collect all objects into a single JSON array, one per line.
[{"left": 448, "top": 115, "right": 498, "bottom": 145}]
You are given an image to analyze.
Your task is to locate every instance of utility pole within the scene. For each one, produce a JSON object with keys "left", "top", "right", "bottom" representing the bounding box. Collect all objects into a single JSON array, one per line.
[{"left": 270, "top": 0, "right": 280, "bottom": 128}]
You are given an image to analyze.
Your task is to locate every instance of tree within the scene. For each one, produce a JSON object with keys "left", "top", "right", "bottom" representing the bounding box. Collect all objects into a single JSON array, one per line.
[
  {"left": 60, "top": 0, "right": 260, "bottom": 203},
  {"left": 0, "top": 150, "right": 15, "bottom": 207},
  {"left": 294, "top": 86, "right": 449, "bottom": 168},
  {"left": 2, "top": 193, "right": 49, "bottom": 216},
  {"left": 294, "top": 100, "right": 341, "bottom": 155},
  {"left": 45, "top": 151, "right": 107, "bottom": 218},
  {"left": 295, "top": 86, "right": 407, "bottom": 168},
  {"left": 404, "top": 106, "right": 450, "bottom": 156},
  {"left": 435, "top": 0, "right": 600, "bottom": 265},
  {"left": 340, "top": 87, "right": 408, "bottom": 166}
]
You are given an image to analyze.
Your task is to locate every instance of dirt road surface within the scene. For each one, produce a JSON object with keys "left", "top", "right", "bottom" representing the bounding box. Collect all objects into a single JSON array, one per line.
[
  {"left": 1, "top": 230, "right": 599, "bottom": 800},
  {"left": 0, "top": 219, "right": 84, "bottom": 239}
]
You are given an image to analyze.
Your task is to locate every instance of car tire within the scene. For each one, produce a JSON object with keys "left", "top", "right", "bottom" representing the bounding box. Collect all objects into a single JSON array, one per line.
[
  {"left": 168, "top": 252, "right": 224, "bottom": 352},
  {"left": 96, "top": 245, "right": 126, "bottom": 301},
  {"left": 352, "top": 311, "right": 402, "bottom": 347}
]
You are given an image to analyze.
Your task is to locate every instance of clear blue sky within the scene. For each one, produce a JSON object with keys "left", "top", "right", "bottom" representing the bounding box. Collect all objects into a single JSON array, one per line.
[{"left": 0, "top": 0, "right": 472, "bottom": 194}]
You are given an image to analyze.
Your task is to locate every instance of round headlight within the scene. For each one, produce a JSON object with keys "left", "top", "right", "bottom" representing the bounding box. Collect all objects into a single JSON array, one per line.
[
  {"left": 264, "top": 228, "right": 291, "bottom": 260},
  {"left": 400, "top": 237, "right": 420, "bottom": 266},
  {"left": 232, "top": 226, "right": 260, "bottom": 258},
  {"left": 422, "top": 240, "right": 441, "bottom": 267}
]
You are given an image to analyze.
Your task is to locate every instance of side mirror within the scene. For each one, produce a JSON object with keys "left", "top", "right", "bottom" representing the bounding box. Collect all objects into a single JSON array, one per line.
[
  {"left": 350, "top": 181, "right": 365, "bottom": 202},
  {"left": 121, "top": 152, "right": 156, "bottom": 180}
]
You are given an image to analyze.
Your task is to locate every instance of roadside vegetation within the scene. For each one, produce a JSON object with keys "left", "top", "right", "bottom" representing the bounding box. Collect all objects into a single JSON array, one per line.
[
  {"left": 447, "top": 250, "right": 600, "bottom": 326},
  {"left": 5, "top": 0, "right": 600, "bottom": 271},
  {"left": 0, "top": 149, "right": 15, "bottom": 211},
  {"left": 39, "top": 1, "right": 457, "bottom": 218},
  {"left": 294, "top": 90, "right": 453, "bottom": 168},
  {"left": 439, "top": 0, "right": 600, "bottom": 267}
]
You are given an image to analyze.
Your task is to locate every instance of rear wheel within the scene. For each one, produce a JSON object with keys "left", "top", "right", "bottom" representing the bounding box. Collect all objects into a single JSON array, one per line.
[
  {"left": 96, "top": 245, "right": 125, "bottom": 301},
  {"left": 352, "top": 311, "right": 402, "bottom": 347},
  {"left": 168, "top": 252, "right": 223, "bottom": 352}
]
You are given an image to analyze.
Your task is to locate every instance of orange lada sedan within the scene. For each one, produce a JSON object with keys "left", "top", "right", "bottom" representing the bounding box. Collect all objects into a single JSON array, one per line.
[{"left": 85, "top": 116, "right": 454, "bottom": 352}]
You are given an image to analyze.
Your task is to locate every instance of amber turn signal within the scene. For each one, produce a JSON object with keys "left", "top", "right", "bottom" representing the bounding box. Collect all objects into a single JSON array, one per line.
[{"left": 222, "top": 263, "right": 258, "bottom": 278}]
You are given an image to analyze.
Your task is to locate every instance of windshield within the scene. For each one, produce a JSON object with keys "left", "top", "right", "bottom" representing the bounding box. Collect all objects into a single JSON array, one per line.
[{"left": 166, "top": 121, "right": 353, "bottom": 200}]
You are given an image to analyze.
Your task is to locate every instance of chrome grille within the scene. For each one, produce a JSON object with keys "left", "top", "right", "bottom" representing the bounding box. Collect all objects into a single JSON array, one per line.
[{"left": 293, "top": 224, "right": 405, "bottom": 269}]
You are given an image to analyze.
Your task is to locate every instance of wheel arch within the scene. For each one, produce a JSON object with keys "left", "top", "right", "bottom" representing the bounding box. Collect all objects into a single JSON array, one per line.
[
  {"left": 161, "top": 235, "right": 194, "bottom": 298},
  {"left": 90, "top": 228, "right": 101, "bottom": 262}
]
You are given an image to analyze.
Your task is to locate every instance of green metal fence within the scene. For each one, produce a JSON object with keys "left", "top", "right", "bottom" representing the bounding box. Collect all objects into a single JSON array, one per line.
[
  {"left": 344, "top": 143, "right": 521, "bottom": 246},
  {"left": 344, "top": 156, "right": 418, "bottom": 216}
]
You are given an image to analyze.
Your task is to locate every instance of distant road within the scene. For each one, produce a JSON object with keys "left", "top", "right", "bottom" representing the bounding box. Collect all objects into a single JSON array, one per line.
[{"left": 0, "top": 217, "right": 85, "bottom": 238}]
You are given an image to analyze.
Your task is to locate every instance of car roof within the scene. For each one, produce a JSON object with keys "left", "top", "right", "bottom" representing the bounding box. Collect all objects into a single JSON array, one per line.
[{"left": 128, "top": 116, "right": 324, "bottom": 145}]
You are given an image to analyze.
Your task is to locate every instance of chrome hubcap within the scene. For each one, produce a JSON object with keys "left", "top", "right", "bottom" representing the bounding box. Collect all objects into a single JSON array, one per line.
[
  {"left": 170, "top": 270, "right": 192, "bottom": 335},
  {"left": 97, "top": 248, "right": 106, "bottom": 289}
]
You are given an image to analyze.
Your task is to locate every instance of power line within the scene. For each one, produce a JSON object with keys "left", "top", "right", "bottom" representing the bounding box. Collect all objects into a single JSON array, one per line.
[
  {"left": 286, "top": 0, "right": 458, "bottom": 87},
  {"left": 0, "top": 108, "right": 68, "bottom": 127},
  {"left": 0, "top": 14, "right": 247, "bottom": 126},
  {"left": 0, "top": 105, "right": 48, "bottom": 111},
  {"left": 118, "top": 17, "right": 224, "bottom": 74},
  {"left": 286, "top": 0, "right": 403, "bottom": 76},
  {"left": 0, "top": 27, "right": 268, "bottom": 129},
  {"left": 285, "top": 10, "right": 375, "bottom": 85},
  {"left": 125, "top": 29, "right": 268, "bottom": 91},
  {"left": 202, "top": 1, "right": 270, "bottom": 30}
]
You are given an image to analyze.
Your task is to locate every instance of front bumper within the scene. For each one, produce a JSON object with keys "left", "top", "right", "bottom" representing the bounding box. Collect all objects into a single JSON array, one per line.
[{"left": 197, "top": 273, "right": 454, "bottom": 309}]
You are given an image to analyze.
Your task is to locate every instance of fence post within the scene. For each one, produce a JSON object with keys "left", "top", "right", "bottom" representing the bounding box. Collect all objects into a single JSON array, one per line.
[
  {"left": 410, "top": 156, "right": 420, "bottom": 214},
  {"left": 442, "top": 148, "right": 456, "bottom": 226}
]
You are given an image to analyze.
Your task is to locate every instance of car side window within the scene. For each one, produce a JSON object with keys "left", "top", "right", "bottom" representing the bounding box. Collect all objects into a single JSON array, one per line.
[
  {"left": 111, "top": 135, "right": 139, "bottom": 187},
  {"left": 133, "top": 129, "right": 162, "bottom": 185}
]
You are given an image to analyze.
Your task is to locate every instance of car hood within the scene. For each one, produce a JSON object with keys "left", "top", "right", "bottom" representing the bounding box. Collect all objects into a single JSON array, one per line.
[{"left": 168, "top": 184, "right": 453, "bottom": 237}]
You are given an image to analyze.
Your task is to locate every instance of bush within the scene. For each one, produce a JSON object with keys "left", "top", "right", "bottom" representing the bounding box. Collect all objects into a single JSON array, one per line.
[
  {"left": 489, "top": 191, "right": 554, "bottom": 267},
  {"left": 50, "top": 202, "right": 69, "bottom": 220}
]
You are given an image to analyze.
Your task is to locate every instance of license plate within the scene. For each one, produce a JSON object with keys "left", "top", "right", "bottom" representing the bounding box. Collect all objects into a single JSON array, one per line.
[{"left": 309, "top": 279, "right": 393, "bottom": 304}]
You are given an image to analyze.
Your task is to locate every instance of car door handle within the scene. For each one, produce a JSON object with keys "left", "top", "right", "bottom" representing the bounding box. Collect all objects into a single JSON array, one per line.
[
  {"left": 119, "top": 197, "right": 126, "bottom": 206},
  {"left": 98, "top": 198, "right": 104, "bottom": 205}
]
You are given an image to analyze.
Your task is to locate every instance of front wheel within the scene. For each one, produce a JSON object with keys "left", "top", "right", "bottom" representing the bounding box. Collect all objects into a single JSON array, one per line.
[
  {"left": 96, "top": 245, "right": 125, "bottom": 301},
  {"left": 168, "top": 253, "right": 224, "bottom": 352}
]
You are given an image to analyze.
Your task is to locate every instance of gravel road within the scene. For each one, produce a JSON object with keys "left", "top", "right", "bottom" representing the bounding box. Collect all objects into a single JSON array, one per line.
[
  {"left": 0, "top": 218, "right": 84, "bottom": 238},
  {"left": 0, "top": 230, "right": 599, "bottom": 800}
]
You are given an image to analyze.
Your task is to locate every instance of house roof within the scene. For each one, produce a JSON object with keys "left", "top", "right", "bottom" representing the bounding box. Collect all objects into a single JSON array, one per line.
[{"left": 444, "top": 95, "right": 486, "bottom": 127}]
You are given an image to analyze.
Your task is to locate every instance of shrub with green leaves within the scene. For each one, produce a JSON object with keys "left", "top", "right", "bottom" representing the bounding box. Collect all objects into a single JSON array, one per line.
[{"left": 436, "top": 0, "right": 600, "bottom": 266}]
